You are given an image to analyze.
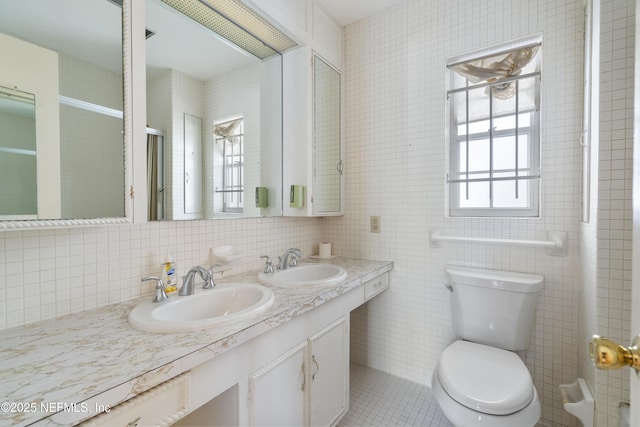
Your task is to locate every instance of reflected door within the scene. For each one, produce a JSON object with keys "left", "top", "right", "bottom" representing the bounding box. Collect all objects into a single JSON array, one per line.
[{"left": 184, "top": 113, "right": 203, "bottom": 215}]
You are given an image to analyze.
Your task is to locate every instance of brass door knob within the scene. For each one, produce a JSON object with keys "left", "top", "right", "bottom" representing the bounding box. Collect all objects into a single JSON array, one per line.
[{"left": 589, "top": 335, "right": 640, "bottom": 372}]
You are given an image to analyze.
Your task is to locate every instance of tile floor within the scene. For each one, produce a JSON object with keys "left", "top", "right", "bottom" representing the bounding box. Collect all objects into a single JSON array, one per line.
[{"left": 338, "top": 363, "right": 454, "bottom": 427}]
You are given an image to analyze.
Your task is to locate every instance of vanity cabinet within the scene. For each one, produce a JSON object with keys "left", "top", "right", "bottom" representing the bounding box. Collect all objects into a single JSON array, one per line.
[
  {"left": 248, "top": 341, "right": 307, "bottom": 426},
  {"left": 81, "top": 373, "right": 191, "bottom": 426},
  {"left": 51, "top": 264, "right": 391, "bottom": 427},
  {"left": 308, "top": 317, "right": 349, "bottom": 425},
  {"left": 248, "top": 316, "right": 349, "bottom": 426},
  {"left": 364, "top": 273, "right": 389, "bottom": 301}
]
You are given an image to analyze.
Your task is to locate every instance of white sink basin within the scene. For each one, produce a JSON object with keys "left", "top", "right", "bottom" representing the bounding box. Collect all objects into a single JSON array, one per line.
[
  {"left": 129, "top": 283, "right": 274, "bottom": 333},
  {"left": 258, "top": 263, "right": 347, "bottom": 288}
]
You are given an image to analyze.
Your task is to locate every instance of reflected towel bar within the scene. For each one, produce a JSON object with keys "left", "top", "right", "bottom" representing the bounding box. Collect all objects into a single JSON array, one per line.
[{"left": 429, "top": 230, "right": 567, "bottom": 256}]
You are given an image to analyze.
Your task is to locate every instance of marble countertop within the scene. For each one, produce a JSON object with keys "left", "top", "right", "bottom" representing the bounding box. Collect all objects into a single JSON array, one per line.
[{"left": 0, "top": 257, "right": 393, "bottom": 427}]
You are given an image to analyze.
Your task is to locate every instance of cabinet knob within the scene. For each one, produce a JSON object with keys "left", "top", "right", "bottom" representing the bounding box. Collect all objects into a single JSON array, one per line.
[{"left": 589, "top": 335, "right": 640, "bottom": 371}]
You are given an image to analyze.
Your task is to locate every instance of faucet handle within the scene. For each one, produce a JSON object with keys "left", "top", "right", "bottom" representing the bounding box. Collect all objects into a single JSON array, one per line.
[
  {"left": 203, "top": 263, "right": 222, "bottom": 289},
  {"left": 289, "top": 254, "right": 299, "bottom": 267},
  {"left": 142, "top": 276, "right": 168, "bottom": 303},
  {"left": 260, "top": 255, "right": 274, "bottom": 273},
  {"left": 289, "top": 248, "right": 303, "bottom": 267},
  {"left": 292, "top": 248, "right": 303, "bottom": 263}
]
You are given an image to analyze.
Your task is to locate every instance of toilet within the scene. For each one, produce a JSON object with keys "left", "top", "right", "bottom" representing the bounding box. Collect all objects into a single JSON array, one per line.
[{"left": 432, "top": 265, "right": 543, "bottom": 427}]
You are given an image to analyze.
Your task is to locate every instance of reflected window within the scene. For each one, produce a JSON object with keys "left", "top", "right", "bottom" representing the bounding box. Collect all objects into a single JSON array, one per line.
[{"left": 214, "top": 117, "right": 244, "bottom": 213}]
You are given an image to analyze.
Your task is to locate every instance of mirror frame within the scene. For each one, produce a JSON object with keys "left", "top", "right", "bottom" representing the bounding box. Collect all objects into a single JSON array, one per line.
[{"left": 0, "top": 0, "right": 133, "bottom": 230}]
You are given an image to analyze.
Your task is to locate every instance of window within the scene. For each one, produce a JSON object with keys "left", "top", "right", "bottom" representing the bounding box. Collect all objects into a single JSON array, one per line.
[
  {"left": 214, "top": 117, "right": 244, "bottom": 213},
  {"left": 447, "top": 35, "right": 541, "bottom": 217}
]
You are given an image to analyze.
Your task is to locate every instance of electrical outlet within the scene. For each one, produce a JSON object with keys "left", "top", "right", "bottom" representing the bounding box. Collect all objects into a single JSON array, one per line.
[{"left": 370, "top": 216, "right": 381, "bottom": 233}]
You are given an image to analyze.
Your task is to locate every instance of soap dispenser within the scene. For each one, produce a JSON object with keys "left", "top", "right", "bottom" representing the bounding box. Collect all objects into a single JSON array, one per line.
[{"left": 161, "top": 249, "right": 177, "bottom": 293}]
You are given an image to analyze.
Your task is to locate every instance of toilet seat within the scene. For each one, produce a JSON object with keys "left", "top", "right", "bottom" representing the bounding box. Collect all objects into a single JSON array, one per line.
[
  {"left": 436, "top": 340, "right": 534, "bottom": 415},
  {"left": 432, "top": 370, "right": 541, "bottom": 427}
]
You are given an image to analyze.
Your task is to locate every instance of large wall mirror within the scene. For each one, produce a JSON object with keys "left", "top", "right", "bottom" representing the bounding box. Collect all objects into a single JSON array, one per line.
[
  {"left": 0, "top": 0, "right": 130, "bottom": 227},
  {"left": 145, "top": 0, "right": 284, "bottom": 220}
]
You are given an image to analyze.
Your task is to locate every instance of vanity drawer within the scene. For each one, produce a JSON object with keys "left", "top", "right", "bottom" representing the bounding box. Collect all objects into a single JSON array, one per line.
[
  {"left": 82, "top": 372, "right": 190, "bottom": 427},
  {"left": 364, "top": 273, "right": 388, "bottom": 300}
]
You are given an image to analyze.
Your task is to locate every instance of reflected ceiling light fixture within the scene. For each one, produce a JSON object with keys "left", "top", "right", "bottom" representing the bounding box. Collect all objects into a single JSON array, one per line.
[{"left": 161, "top": 0, "right": 297, "bottom": 59}]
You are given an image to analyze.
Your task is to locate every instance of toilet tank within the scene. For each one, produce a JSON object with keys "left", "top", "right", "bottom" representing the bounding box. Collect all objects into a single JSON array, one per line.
[{"left": 445, "top": 265, "right": 543, "bottom": 351}]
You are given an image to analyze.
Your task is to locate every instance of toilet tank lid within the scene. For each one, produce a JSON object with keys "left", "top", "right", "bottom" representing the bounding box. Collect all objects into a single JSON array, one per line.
[{"left": 445, "top": 265, "right": 544, "bottom": 293}]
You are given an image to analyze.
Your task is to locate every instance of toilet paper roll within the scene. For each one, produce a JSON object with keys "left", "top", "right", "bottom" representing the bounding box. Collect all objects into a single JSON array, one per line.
[{"left": 319, "top": 242, "right": 332, "bottom": 258}]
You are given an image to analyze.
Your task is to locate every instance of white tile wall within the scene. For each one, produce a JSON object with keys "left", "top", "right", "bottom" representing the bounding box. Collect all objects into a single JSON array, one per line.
[
  {"left": 0, "top": 217, "right": 322, "bottom": 330},
  {"left": 0, "top": 1, "right": 634, "bottom": 426},
  {"left": 326, "top": 0, "right": 597, "bottom": 426}
]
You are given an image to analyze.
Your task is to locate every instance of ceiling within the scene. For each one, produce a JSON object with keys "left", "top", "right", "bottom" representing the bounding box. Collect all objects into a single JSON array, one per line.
[
  {"left": 0, "top": 0, "right": 259, "bottom": 82},
  {"left": 0, "top": 0, "right": 404, "bottom": 86},
  {"left": 316, "top": 0, "right": 405, "bottom": 26}
]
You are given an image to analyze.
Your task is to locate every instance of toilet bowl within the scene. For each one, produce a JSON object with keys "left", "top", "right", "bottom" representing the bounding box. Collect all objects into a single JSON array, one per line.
[
  {"left": 432, "top": 340, "right": 541, "bottom": 426},
  {"left": 433, "top": 266, "right": 544, "bottom": 427}
]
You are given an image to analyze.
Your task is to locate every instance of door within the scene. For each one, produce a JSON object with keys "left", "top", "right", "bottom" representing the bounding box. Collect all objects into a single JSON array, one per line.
[
  {"left": 629, "top": 0, "right": 640, "bottom": 426},
  {"left": 632, "top": 0, "right": 640, "bottom": 422}
]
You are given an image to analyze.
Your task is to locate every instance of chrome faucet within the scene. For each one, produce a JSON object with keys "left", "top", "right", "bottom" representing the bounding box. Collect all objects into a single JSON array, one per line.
[
  {"left": 203, "top": 263, "right": 222, "bottom": 289},
  {"left": 142, "top": 276, "right": 169, "bottom": 303},
  {"left": 260, "top": 255, "right": 274, "bottom": 273},
  {"left": 178, "top": 266, "right": 211, "bottom": 296},
  {"left": 277, "top": 248, "right": 303, "bottom": 270}
]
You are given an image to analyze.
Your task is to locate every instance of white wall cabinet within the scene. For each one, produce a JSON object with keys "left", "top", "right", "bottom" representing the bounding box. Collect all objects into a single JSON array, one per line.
[
  {"left": 260, "top": 0, "right": 345, "bottom": 217},
  {"left": 249, "top": 316, "right": 349, "bottom": 426},
  {"left": 311, "top": 54, "right": 343, "bottom": 215},
  {"left": 283, "top": 48, "right": 344, "bottom": 217}
]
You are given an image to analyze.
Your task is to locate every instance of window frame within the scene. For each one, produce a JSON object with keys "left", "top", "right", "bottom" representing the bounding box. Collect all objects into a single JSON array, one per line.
[{"left": 446, "top": 35, "right": 542, "bottom": 218}]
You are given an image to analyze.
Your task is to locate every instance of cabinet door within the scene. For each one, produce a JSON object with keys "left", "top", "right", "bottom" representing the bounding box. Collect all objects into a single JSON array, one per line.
[
  {"left": 308, "top": 317, "right": 349, "bottom": 426},
  {"left": 312, "top": 53, "right": 343, "bottom": 215},
  {"left": 248, "top": 341, "right": 308, "bottom": 427}
]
